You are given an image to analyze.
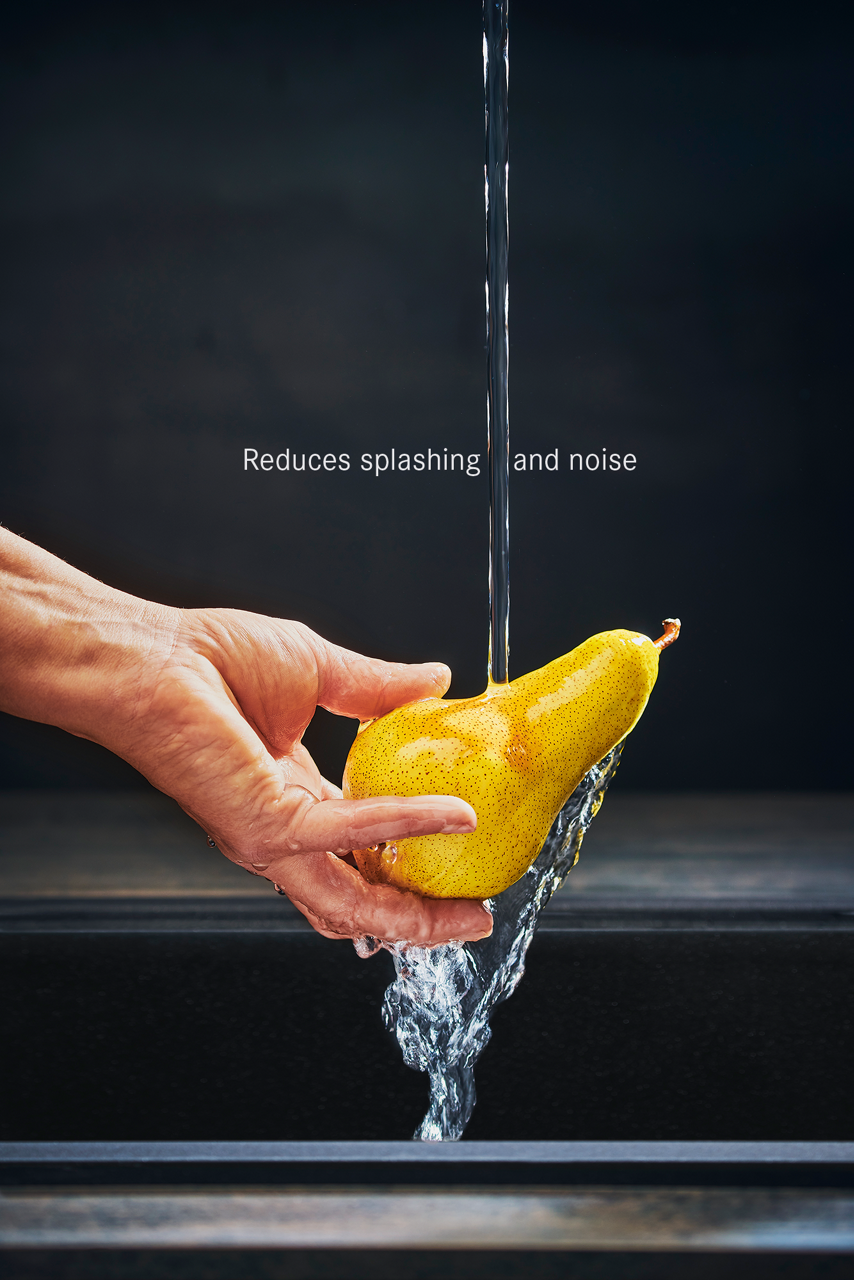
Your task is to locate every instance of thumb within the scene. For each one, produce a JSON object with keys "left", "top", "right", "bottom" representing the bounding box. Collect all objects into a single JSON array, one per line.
[{"left": 314, "top": 638, "right": 452, "bottom": 721}]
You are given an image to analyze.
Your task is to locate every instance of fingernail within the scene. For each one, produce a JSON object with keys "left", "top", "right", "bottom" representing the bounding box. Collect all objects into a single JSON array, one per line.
[
  {"left": 431, "top": 663, "right": 452, "bottom": 690},
  {"left": 442, "top": 822, "right": 476, "bottom": 834}
]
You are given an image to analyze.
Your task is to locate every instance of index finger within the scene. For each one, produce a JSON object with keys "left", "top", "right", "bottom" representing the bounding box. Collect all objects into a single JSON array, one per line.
[{"left": 282, "top": 791, "right": 477, "bottom": 855}]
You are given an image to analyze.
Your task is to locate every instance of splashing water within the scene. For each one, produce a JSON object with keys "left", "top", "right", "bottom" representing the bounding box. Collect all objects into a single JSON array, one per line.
[{"left": 354, "top": 745, "right": 622, "bottom": 1141}]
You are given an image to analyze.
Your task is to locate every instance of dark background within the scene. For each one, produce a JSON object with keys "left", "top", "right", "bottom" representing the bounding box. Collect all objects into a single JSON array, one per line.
[{"left": 1, "top": 0, "right": 851, "bottom": 792}]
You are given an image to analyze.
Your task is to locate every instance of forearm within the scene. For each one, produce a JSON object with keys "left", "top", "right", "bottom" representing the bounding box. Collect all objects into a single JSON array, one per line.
[{"left": 0, "top": 528, "right": 180, "bottom": 742}]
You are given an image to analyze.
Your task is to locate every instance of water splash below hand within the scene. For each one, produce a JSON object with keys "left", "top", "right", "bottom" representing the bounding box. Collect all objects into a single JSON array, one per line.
[{"left": 354, "top": 745, "right": 622, "bottom": 1141}]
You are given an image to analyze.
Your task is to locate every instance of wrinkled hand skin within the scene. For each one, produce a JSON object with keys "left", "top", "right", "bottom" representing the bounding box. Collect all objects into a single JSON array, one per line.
[{"left": 0, "top": 528, "right": 492, "bottom": 946}]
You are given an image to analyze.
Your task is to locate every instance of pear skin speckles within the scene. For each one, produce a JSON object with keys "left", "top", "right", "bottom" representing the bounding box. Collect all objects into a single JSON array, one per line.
[{"left": 343, "top": 629, "right": 661, "bottom": 899}]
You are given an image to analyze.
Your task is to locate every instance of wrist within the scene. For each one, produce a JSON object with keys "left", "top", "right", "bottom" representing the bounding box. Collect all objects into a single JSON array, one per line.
[{"left": 0, "top": 529, "right": 181, "bottom": 745}]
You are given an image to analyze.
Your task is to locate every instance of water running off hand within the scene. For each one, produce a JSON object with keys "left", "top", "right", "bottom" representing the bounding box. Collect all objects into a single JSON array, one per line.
[{"left": 354, "top": 746, "right": 622, "bottom": 1141}]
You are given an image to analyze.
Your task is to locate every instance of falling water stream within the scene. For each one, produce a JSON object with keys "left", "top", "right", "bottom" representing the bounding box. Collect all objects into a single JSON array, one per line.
[
  {"left": 353, "top": 0, "right": 622, "bottom": 1140},
  {"left": 484, "top": 0, "right": 510, "bottom": 687}
]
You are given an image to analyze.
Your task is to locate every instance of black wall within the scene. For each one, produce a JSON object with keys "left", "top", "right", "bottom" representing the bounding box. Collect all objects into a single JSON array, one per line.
[{"left": 1, "top": 0, "right": 852, "bottom": 791}]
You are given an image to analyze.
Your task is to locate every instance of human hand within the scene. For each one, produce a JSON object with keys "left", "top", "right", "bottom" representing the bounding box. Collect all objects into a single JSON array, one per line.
[
  {"left": 126, "top": 609, "right": 493, "bottom": 944},
  {"left": 0, "top": 530, "right": 492, "bottom": 946}
]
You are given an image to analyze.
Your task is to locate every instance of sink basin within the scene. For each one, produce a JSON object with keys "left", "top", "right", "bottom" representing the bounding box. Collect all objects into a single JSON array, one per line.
[
  {"left": 1, "top": 791, "right": 853, "bottom": 1277},
  {"left": 1, "top": 897, "right": 852, "bottom": 1145}
]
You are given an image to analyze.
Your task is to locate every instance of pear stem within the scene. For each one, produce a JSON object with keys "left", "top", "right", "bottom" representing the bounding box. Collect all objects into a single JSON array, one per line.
[{"left": 653, "top": 618, "right": 681, "bottom": 650}]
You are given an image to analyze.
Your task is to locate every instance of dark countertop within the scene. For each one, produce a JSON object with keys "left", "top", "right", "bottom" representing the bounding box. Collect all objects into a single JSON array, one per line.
[{"left": 1, "top": 788, "right": 852, "bottom": 904}]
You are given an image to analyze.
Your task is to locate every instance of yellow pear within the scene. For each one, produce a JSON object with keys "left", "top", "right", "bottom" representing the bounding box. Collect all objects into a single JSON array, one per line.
[{"left": 343, "top": 620, "right": 679, "bottom": 900}]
